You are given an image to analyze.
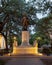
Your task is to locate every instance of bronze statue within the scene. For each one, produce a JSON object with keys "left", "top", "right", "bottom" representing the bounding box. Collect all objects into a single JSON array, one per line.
[{"left": 21, "top": 16, "right": 29, "bottom": 31}]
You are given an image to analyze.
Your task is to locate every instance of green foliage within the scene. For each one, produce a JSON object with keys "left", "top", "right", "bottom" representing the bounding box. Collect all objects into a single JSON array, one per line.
[
  {"left": 35, "top": 15, "right": 52, "bottom": 47},
  {"left": 17, "top": 37, "right": 21, "bottom": 45},
  {"left": 29, "top": 35, "right": 35, "bottom": 45},
  {"left": 0, "top": 0, "right": 52, "bottom": 46},
  {"left": 30, "top": 31, "right": 50, "bottom": 47}
]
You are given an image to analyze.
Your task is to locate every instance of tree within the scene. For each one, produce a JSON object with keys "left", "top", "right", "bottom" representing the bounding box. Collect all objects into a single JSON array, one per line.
[
  {"left": 34, "top": 15, "right": 52, "bottom": 47},
  {"left": 0, "top": 0, "right": 52, "bottom": 45}
]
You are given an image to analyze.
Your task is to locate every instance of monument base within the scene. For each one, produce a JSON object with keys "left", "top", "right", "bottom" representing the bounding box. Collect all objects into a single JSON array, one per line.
[
  {"left": 11, "top": 31, "right": 42, "bottom": 56},
  {"left": 12, "top": 47, "right": 38, "bottom": 55},
  {"left": 11, "top": 47, "right": 42, "bottom": 56}
]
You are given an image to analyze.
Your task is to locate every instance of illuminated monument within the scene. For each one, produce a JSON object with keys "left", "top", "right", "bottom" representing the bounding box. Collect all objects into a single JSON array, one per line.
[{"left": 12, "top": 16, "right": 42, "bottom": 55}]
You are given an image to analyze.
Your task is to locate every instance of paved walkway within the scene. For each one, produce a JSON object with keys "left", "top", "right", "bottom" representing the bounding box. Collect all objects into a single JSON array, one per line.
[{"left": 5, "top": 56, "right": 45, "bottom": 65}]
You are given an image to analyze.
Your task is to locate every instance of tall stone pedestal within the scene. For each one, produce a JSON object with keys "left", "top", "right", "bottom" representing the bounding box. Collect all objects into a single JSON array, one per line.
[{"left": 20, "top": 31, "right": 31, "bottom": 47}]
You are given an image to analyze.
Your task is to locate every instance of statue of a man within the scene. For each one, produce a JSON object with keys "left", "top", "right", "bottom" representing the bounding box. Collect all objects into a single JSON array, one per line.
[{"left": 21, "top": 16, "right": 29, "bottom": 31}]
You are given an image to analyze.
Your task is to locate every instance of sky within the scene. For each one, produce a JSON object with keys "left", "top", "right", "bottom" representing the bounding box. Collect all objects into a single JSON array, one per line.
[{"left": 36, "top": 13, "right": 47, "bottom": 19}]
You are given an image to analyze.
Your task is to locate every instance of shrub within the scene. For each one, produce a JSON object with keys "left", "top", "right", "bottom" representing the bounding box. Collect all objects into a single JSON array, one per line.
[{"left": 42, "top": 47, "right": 51, "bottom": 56}]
